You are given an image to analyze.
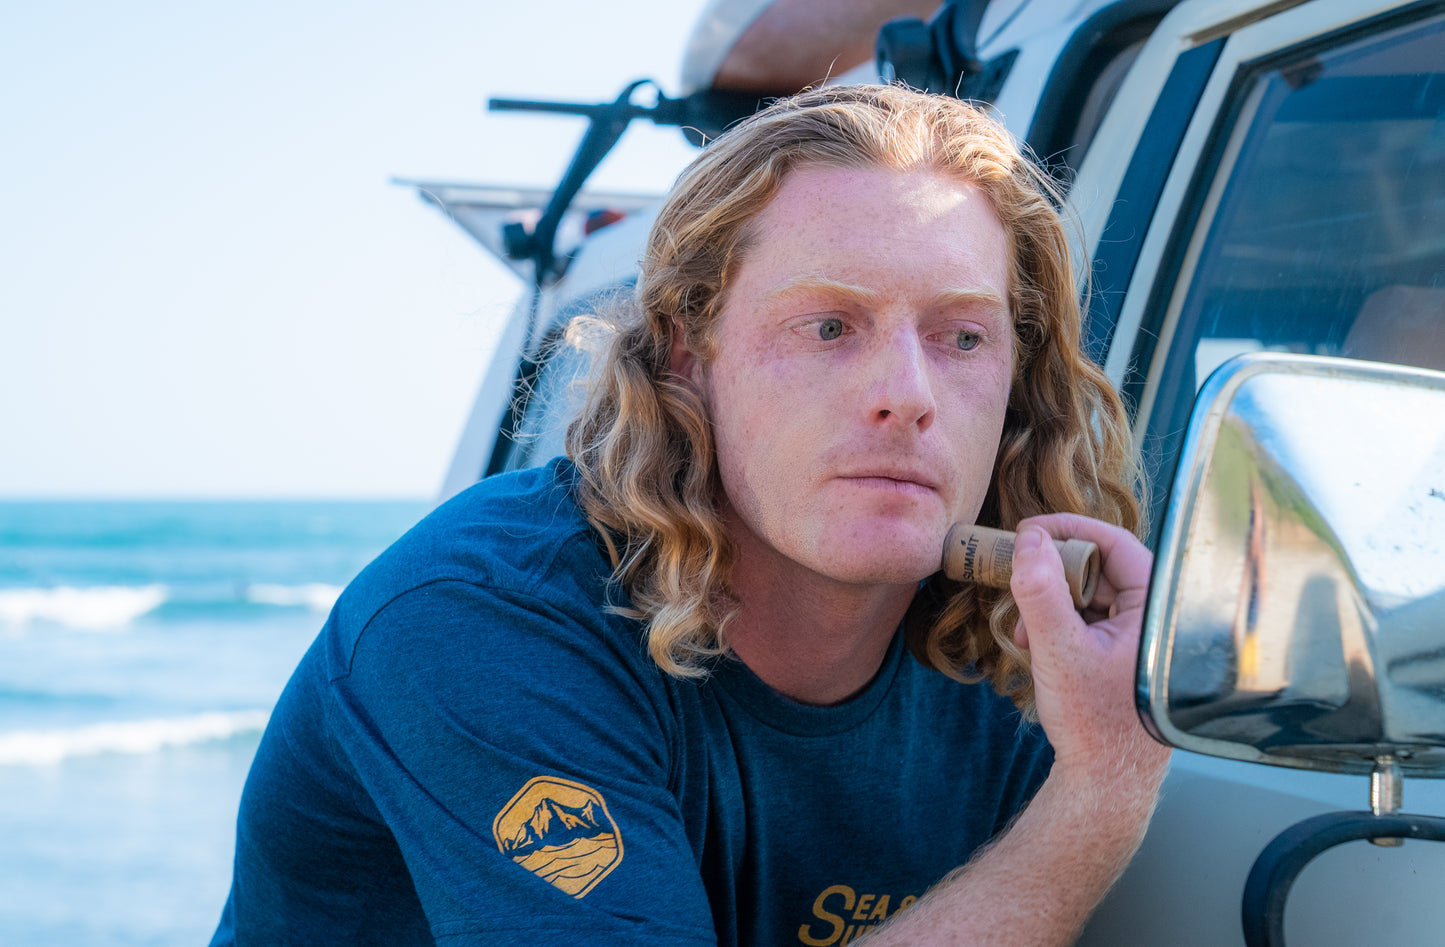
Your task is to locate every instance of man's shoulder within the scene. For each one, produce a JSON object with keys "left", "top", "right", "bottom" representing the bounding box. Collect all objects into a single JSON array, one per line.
[
  {"left": 386, "top": 457, "right": 596, "bottom": 580},
  {"left": 331, "top": 459, "right": 616, "bottom": 648}
]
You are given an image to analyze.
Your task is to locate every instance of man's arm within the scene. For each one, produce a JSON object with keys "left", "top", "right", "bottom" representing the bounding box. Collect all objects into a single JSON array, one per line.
[
  {"left": 330, "top": 581, "right": 718, "bottom": 943},
  {"left": 865, "top": 515, "right": 1171, "bottom": 945}
]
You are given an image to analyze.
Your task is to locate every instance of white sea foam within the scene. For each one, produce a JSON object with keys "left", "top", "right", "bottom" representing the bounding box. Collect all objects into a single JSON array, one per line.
[
  {"left": 0, "top": 710, "right": 270, "bottom": 766},
  {"left": 245, "top": 582, "right": 342, "bottom": 612},
  {"left": 0, "top": 585, "right": 168, "bottom": 631}
]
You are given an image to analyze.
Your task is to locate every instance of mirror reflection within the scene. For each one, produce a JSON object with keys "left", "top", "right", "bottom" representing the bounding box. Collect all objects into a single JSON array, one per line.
[{"left": 1143, "top": 354, "right": 1445, "bottom": 776}]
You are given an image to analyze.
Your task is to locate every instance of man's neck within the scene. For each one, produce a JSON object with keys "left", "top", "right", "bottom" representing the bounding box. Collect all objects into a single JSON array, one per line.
[{"left": 723, "top": 528, "right": 918, "bottom": 707}]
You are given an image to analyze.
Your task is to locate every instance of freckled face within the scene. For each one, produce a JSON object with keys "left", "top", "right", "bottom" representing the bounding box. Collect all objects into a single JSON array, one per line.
[{"left": 691, "top": 165, "right": 1015, "bottom": 588}]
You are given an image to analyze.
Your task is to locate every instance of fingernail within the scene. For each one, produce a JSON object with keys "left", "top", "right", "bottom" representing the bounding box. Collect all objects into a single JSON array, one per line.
[{"left": 1016, "top": 526, "right": 1043, "bottom": 554}]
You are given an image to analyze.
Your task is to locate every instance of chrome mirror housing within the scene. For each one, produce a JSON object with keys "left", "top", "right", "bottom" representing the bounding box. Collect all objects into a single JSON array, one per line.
[{"left": 1139, "top": 353, "right": 1445, "bottom": 780}]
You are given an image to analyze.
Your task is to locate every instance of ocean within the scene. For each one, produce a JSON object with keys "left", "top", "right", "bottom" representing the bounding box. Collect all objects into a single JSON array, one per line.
[{"left": 0, "top": 499, "right": 431, "bottom": 946}]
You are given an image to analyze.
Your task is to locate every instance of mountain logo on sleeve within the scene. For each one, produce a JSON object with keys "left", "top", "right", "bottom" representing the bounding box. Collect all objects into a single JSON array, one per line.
[{"left": 492, "top": 776, "right": 624, "bottom": 897}]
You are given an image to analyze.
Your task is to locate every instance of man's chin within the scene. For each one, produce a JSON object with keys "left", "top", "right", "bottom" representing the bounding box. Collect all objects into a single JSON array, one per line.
[{"left": 816, "top": 533, "right": 943, "bottom": 586}]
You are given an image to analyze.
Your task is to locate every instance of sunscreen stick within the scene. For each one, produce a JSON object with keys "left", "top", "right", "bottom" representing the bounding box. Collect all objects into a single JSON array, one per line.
[{"left": 942, "top": 523, "right": 1100, "bottom": 609}]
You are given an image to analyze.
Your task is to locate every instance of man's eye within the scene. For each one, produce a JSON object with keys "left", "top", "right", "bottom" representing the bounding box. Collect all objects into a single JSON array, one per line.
[
  {"left": 818, "top": 318, "right": 844, "bottom": 341},
  {"left": 956, "top": 330, "right": 982, "bottom": 351}
]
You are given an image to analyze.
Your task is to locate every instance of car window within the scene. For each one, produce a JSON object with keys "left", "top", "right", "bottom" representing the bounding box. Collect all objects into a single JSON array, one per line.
[
  {"left": 1135, "top": 8, "right": 1445, "bottom": 527},
  {"left": 502, "top": 328, "right": 594, "bottom": 472},
  {"left": 499, "top": 283, "right": 632, "bottom": 473}
]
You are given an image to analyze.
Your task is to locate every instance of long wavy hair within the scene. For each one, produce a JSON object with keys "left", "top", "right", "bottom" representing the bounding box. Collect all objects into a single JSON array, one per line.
[{"left": 566, "top": 84, "right": 1142, "bottom": 714}]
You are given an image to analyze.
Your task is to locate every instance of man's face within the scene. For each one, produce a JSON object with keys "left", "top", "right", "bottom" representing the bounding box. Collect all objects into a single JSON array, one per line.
[{"left": 686, "top": 164, "right": 1015, "bottom": 589}]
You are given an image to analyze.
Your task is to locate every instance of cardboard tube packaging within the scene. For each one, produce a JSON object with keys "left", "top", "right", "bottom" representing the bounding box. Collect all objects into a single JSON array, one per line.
[{"left": 941, "top": 523, "right": 1100, "bottom": 609}]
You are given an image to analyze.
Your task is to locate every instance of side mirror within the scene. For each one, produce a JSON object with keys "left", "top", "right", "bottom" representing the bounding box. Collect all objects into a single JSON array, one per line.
[{"left": 1139, "top": 353, "right": 1445, "bottom": 784}]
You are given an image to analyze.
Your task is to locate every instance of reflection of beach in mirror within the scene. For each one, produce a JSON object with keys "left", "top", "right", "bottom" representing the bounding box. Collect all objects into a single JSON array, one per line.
[{"left": 0, "top": 500, "right": 425, "bottom": 946}]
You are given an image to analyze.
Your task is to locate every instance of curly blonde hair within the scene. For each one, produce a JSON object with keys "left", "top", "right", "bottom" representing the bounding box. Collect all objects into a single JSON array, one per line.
[{"left": 566, "top": 84, "right": 1142, "bottom": 713}]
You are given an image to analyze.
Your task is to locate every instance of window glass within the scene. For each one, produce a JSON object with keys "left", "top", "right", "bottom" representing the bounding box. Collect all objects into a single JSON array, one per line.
[
  {"left": 1140, "top": 11, "right": 1445, "bottom": 525},
  {"left": 506, "top": 329, "right": 594, "bottom": 471},
  {"left": 504, "top": 284, "right": 631, "bottom": 472}
]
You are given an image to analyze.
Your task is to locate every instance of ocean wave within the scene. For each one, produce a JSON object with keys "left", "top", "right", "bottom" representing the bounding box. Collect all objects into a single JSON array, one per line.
[
  {"left": 0, "top": 585, "right": 168, "bottom": 631},
  {"left": 244, "top": 582, "right": 343, "bottom": 612},
  {"left": 0, "top": 710, "right": 270, "bottom": 766}
]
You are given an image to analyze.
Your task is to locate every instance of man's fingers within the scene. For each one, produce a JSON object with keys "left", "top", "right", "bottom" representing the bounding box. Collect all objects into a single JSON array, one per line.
[
  {"left": 1017, "top": 513, "right": 1153, "bottom": 609},
  {"left": 1013, "top": 616, "right": 1031, "bottom": 650},
  {"left": 1009, "top": 525, "right": 1080, "bottom": 655}
]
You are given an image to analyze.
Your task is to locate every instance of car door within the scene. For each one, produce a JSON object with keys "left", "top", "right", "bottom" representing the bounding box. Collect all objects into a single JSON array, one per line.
[{"left": 1071, "top": 0, "right": 1445, "bottom": 942}]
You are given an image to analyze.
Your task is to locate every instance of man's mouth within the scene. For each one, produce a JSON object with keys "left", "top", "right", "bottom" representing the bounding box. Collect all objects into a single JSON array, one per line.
[{"left": 838, "top": 470, "right": 940, "bottom": 495}]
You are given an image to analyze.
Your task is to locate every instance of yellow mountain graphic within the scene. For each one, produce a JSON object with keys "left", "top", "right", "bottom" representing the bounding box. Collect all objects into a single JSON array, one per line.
[
  {"left": 493, "top": 776, "right": 624, "bottom": 898},
  {"left": 502, "top": 797, "right": 606, "bottom": 856}
]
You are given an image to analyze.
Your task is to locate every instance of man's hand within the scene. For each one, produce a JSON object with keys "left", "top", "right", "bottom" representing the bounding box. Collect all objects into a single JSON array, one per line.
[{"left": 1011, "top": 514, "right": 1170, "bottom": 790}]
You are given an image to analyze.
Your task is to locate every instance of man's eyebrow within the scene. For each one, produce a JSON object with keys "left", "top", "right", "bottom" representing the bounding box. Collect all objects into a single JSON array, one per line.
[
  {"left": 762, "top": 277, "right": 884, "bottom": 307},
  {"left": 762, "top": 277, "right": 1007, "bottom": 312},
  {"left": 931, "top": 287, "right": 1009, "bottom": 312}
]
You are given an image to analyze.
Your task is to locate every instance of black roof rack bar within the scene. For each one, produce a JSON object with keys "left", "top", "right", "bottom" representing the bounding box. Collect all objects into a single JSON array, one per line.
[{"left": 488, "top": 82, "right": 773, "bottom": 291}]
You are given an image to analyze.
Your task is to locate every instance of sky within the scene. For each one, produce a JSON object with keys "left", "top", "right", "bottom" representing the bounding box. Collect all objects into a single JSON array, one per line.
[{"left": 1, "top": 0, "right": 710, "bottom": 498}]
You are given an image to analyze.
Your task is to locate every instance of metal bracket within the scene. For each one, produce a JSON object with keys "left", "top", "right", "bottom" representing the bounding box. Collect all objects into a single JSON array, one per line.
[{"left": 489, "top": 82, "right": 770, "bottom": 291}]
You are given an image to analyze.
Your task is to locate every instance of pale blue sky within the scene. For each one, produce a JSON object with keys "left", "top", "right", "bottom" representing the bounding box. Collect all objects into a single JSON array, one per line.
[{"left": 1, "top": 0, "right": 707, "bottom": 498}]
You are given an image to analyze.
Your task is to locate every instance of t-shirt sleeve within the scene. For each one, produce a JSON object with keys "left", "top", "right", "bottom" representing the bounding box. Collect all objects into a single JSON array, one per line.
[{"left": 328, "top": 579, "right": 715, "bottom": 945}]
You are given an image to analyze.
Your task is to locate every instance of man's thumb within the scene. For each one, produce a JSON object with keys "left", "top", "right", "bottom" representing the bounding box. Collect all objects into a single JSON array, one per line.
[{"left": 1010, "top": 526, "right": 1077, "bottom": 649}]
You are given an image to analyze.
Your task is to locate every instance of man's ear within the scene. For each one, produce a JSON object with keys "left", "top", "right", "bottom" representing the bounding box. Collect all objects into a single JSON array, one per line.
[{"left": 668, "top": 321, "right": 702, "bottom": 387}]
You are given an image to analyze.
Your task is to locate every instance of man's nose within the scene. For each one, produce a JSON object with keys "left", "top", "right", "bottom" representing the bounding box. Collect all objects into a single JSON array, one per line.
[{"left": 867, "top": 326, "right": 935, "bottom": 430}]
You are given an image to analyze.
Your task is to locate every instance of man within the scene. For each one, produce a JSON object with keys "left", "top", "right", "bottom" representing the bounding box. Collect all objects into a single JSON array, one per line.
[{"left": 213, "top": 85, "right": 1169, "bottom": 946}]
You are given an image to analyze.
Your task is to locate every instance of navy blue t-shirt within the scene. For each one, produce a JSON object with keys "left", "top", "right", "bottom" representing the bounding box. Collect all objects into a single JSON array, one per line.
[{"left": 213, "top": 460, "right": 1052, "bottom": 946}]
